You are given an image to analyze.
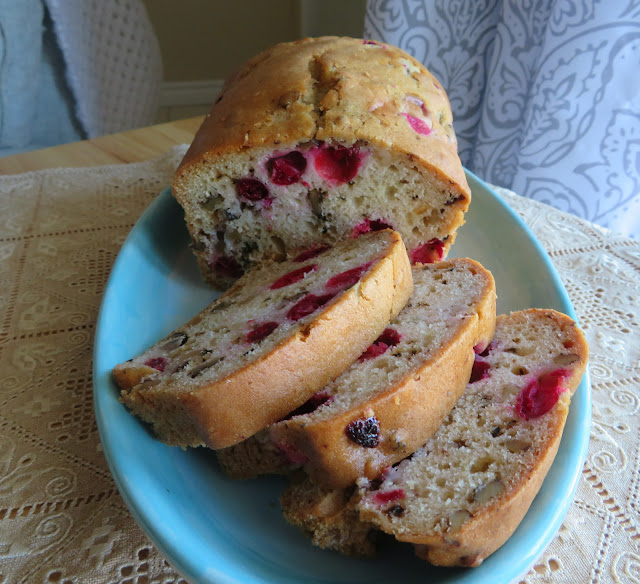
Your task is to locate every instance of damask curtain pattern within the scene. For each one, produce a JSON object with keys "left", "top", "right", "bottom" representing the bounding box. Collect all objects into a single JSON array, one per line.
[{"left": 364, "top": 0, "right": 640, "bottom": 239}]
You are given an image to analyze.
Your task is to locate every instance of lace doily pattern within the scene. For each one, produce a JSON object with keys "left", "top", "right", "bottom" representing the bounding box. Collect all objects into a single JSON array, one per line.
[
  {"left": 491, "top": 185, "right": 640, "bottom": 584},
  {"left": 0, "top": 148, "right": 189, "bottom": 583},
  {"left": 0, "top": 150, "right": 638, "bottom": 583}
]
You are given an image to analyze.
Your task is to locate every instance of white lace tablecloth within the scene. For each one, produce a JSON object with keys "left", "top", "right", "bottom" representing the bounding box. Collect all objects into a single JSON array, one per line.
[{"left": 0, "top": 146, "right": 638, "bottom": 584}]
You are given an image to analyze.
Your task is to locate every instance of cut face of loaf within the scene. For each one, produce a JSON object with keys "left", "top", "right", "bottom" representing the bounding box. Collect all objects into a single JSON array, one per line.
[
  {"left": 112, "top": 229, "right": 413, "bottom": 449},
  {"left": 172, "top": 36, "right": 470, "bottom": 289},
  {"left": 217, "top": 258, "right": 497, "bottom": 488},
  {"left": 280, "top": 309, "right": 589, "bottom": 566}
]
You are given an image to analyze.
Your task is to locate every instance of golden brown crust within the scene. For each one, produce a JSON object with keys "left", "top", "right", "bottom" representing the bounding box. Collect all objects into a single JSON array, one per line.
[
  {"left": 173, "top": 37, "right": 468, "bottom": 196},
  {"left": 270, "top": 260, "right": 497, "bottom": 488},
  {"left": 112, "top": 363, "right": 156, "bottom": 391},
  {"left": 116, "top": 230, "right": 413, "bottom": 449}
]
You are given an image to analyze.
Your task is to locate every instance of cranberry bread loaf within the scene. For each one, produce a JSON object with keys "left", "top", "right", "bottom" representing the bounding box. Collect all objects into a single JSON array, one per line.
[
  {"left": 172, "top": 36, "right": 470, "bottom": 289},
  {"left": 281, "top": 309, "right": 588, "bottom": 565},
  {"left": 112, "top": 229, "right": 412, "bottom": 449},
  {"left": 217, "top": 258, "right": 497, "bottom": 488}
]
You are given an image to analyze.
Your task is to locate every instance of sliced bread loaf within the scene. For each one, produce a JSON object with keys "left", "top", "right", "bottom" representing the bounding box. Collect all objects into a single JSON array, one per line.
[
  {"left": 217, "top": 258, "right": 496, "bottom": 488},
  {"left": 172, "top": 36, "right": 470, "bottom": 289},
  {"left": 112, "top": 229, "right": 412, "bottom": 449},
  {"left": 281, "top": 309, "right": 588, "bottom": 566}
]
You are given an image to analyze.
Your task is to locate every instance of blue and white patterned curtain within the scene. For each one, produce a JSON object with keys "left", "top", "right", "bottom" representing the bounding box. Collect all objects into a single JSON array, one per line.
[{"left": 365, "top": 0, "right": 640, "bottom": 239}]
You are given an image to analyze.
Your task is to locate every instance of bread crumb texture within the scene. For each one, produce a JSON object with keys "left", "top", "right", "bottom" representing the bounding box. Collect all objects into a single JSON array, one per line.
[{"left": 172, "top": 37, "right": 470, "bottom": 289}]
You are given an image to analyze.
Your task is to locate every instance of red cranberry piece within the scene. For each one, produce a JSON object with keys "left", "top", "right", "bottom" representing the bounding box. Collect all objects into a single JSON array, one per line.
[
  {"left": 270, "top": 264, "right": 317, "bottom": 289},
  {"left": 285, "top": 391, "right": 333, "bottom": 419},
  {"left": 469, "top": 358, "right": 490, "bottom": 383},
  {"left": 359, "top": 328, "right": 401, "bottom": 362},
  {"left": 403, "top": 113, "right": 432, "bottom": 135},
  {"left": 293, "top": 244, "right": 331, "bottom": 262},
  {"left": 409, "top": 239, "right": 445, "bottom": 264},
  {"left": 352, "top": 218, "right": 393, "bottom": 237},
  {"left": 286, "top": 292, "right": 337, "bottom": 321},
  {"left": 358, "top": 343, "right": 389, "bottom": 362},
  {"left": 345, "top": 416, "right": 381, "bottom": 447},
  {"left": 474, "top": 341, "right": 494, "bottom": 357},
  {"left": 372, "top": 488, "right": 406, "bottom": 505},
  {"left": 313, "top": 146, "right": 363, "bottom": 185},
  {"left": 268, "top": 152, "right": 307, "bottom": 185},
  {"left": 515, "top": 369, "right": 570, "bottom": 420},
  {"left": 235, "top": 178, "right": 270, "bottom": 202},
  {"left": 144, "top": 357, "right": 167, "bottom": 372},
  {"left": 378, "top": 328, "right": 401, "bottom": 346},
  {"left": 245, "top": 321, "right": 278, "bottom": 343},
  {"left": 212, "top": 256, "right": 244, "bottom": 280},
  {"left": 326, "top": 262, "right": 373, "bottom": 290}
]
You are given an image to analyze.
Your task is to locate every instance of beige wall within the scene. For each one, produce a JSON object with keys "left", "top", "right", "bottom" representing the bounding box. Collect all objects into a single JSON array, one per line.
[
  {"left": 300, "top": 0, "right": 367, "bottom": 39},
  {"left": 142, "top": 0, "right": 367, "bottom": 82}
]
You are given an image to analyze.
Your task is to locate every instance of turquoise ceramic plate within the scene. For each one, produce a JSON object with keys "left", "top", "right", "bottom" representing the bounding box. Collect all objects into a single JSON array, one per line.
[{"left": 93, "top": 171, "right": 591, "bottom": 584}]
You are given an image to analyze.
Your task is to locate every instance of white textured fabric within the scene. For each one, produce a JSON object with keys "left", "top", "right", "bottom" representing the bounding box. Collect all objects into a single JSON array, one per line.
[
  {"left": 0, "top": 147, "right": 639, "bottom": 582},
  {"left": 365, "top": 0, "right": 640, "bottom": 240},
  {"left": 0, "top": 0, "right": 45, "bottom": 148},
  {"left": 44, "top": 0, "right": 163, "bottom": 137}
]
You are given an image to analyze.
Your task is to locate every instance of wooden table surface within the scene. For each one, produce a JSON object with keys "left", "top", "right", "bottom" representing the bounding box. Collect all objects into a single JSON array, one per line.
[{"left": 0, "top": 116, "right": 205, "bottom": 174}]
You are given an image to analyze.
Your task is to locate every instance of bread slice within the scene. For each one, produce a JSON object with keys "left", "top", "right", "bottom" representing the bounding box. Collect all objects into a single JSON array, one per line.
[
  {"left": 112, "top": 229, "right": 412, "bottom": 449},
  {"left": 280, "top": 309, "right": 589, "bottom": 566},
  {"left": 172, "top": 36, "right": 470, "bottom": 289},
  {"left": 217, "top": 258, "right": 496, "bottom": 488}
]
